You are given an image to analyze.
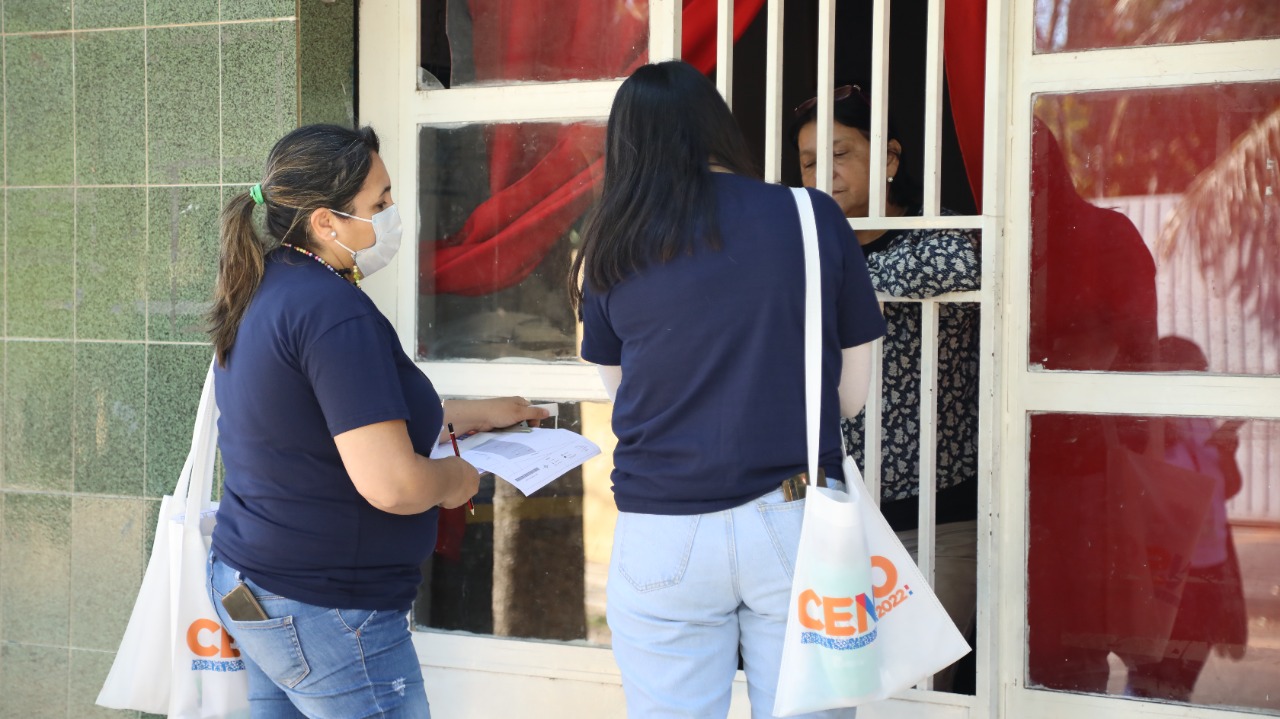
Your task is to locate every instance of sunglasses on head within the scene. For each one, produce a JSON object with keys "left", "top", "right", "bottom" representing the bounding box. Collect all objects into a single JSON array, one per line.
[{"left": 793, "top": 85, "right": 869, "bottom": 118}]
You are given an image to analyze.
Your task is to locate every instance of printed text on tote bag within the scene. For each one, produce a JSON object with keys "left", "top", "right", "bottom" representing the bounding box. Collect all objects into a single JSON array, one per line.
[{"left": 795, "top": 556, "right": 913, "bottom": 651}]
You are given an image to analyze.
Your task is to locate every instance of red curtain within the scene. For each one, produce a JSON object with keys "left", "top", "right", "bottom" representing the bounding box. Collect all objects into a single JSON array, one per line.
[
  {"left": 944, "top": 0, "right": 986, "bottom": 208},
  {"left": 429, "top": 0, "right": 984, "bottom": 296},
  {"left": 426, "top": 0, "right": 766, "bottom": 298},
  {"left": 680, "top": 0, "right": 767, "bottom": 80}
]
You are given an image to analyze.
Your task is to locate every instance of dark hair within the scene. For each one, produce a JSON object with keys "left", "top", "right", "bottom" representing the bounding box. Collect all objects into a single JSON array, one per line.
[
  {"left": 209, "top": 124, "right": 381, "bottom": 365},
  {"left": 788, "top": 86, "right": 921, "bottom": 209},
  {"left": 569, "top": 60, "right": 758, "bottom": 310}
]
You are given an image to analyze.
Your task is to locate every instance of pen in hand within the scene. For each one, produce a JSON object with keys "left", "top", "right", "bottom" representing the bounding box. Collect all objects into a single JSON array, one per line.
[{"left": 447, "top": 423, "right": 474, "bottom": 516}]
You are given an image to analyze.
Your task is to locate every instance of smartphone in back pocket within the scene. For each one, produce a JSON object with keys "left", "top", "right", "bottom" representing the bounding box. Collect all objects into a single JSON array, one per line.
[{"left": 221, "top": 582, "right": 269, "bottom": 622}]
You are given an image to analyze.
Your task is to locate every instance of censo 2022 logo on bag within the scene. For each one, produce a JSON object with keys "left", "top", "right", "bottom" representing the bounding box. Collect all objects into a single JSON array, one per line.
[
  {"left": 186, "top": 619, "right": 247, "bottom": 672},
  {"left": 795, "top": 555, "right": 914, "bottom": 650}
]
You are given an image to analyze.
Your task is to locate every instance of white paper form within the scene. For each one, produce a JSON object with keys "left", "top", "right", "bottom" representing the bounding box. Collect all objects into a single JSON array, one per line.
[{"left": 430, "top": 427, "right": 600, "bottom": 496}]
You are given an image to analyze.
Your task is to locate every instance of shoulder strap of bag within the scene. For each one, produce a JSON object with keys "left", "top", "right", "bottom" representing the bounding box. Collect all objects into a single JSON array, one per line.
[
  {"left": 177, "top": 359, "right": 220, "bottom": 520},
  {"left": 790, "top": 187, "right": 823, "bottom": 488}
]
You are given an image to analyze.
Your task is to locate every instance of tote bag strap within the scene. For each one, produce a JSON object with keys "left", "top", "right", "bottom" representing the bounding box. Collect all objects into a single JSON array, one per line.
[
  {"left": 789, "top": 187, "right": 823, "bottom": 488},
  {"left": 176, "top": 358, "right": 220, "bottom": 521}
]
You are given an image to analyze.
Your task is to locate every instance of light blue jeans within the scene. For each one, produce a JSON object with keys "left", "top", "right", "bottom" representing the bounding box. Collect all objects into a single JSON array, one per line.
[
  {"left": 607, "top": 484, "right": 857, "bottom": 719},
  {"left": 207, "top": 553, "right": 430, "bottom": 718}
]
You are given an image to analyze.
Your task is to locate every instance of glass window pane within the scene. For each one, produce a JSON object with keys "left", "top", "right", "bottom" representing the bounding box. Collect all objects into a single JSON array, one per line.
[
  {"left": 417, "top": 121, "right": 604, "bottom": 361},
  {"left": 1029, "top": 83, "right": 1280, "bottom": 375},
  {"left": 414, "top": 401, "right": 616, "bottom": 645},
  {"left": 1034, "top": 0, "right": 1280, "bottom": 53},
  {"left": 1027, "top": 412, "right": 1279, "bottom": 711},
  {"left": 422, "top": 0, "right": 649, "bottom": 87}
]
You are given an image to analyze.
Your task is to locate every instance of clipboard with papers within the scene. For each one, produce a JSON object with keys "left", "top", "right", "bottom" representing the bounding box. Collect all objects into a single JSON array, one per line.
[{"left": 430, "top": 426, "right": 601, "bottom": 496}]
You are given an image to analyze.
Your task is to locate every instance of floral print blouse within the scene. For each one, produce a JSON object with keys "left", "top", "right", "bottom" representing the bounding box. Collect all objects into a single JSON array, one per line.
[{"left": 842, "top": 209, "right": 981, "bottom": 506}]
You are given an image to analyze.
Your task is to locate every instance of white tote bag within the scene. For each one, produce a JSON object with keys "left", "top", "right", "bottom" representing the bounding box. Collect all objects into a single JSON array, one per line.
[
  {"left": 774, "top": 189, "right": 970, "bottom": 716},
  {"left": 98, "top": 360, "right": 250, "bottom": 718}
]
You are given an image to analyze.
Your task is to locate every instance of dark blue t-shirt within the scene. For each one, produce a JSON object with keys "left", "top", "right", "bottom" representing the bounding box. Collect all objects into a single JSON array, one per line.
[
  {"left": 211, "top": 250, "right": 444, "bottom": 611},
  {"left": 580, "top": 175, "right": 886, "bottom": 515}
]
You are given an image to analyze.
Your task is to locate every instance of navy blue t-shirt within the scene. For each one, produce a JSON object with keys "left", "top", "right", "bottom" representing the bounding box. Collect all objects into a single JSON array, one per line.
[
  {"left": 580, "top": 174, "right": 886, "bottom": 514},
  {"left": 211, "top": 250, "right": 444, "bottom": 611}
]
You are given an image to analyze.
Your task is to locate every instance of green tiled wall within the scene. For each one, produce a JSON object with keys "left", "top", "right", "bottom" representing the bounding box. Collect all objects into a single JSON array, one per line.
[
  {"left": 147, "top": 0, "right": 220, "bottom": 27},
  {"left": 4, "top": 1, "right": 73, "bottom": 33},
  {"left": 147, "top": 26, "right": 222, "bottom": 185},
  {"left": 76, "top": 30, "right": 147, "bottom": 186},
  {"left": 0, "top": 2, "right": 355, "bottom": 716},
  {"left": 147, "top": 185, "right": 222, "bottom": 342},
  {"left": 2, "top": 493, "right": 73, "bottom": 645},
  {"left": 300, "top": 0, "right": 357, "bottom": 127},
  {"left": 222, "top": 21, "right": 299, "bottom": 183},
  {"left": 4, "top": 341, "right": 75, "bottom": 492},
  {"left": 5, "top": 36, "right": 75, "bottom": 186},
  {"left": 7, "top": 189, "right": 75, "bottom": 338},
  {"left": 77, "top": 188, "right": 149, "bottom": 340},
  {"left": 1, "top": 644, "right": 71, "bottom": 718},
  {"left": 75, "top": 1, "right": 144, "bottom": 31}
]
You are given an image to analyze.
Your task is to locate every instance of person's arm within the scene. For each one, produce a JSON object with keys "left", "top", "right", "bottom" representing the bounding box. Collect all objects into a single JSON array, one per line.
[
  {"left": 866, "top": 228, "right": 981, "bottom": 298},
  {"left": 579, "top": 283, "right": 624, "bottom": 401},
  {"left": 820, "top": 191, "right": 886, "bottom": 413},
  {"left": 597, "top": 365, "right": 622, "bottom": 401},
  {"left": 335, "top": 420, "right": 479, "bottom": 515},
  {"left": 442, "top": 398, "right": 551, "bottom": 437},
  {"left": 839, "top": 342, "right": 874, "bottom": 417},
  {"left": 299, "top": 313, "right": 475, "bottom": 515}
]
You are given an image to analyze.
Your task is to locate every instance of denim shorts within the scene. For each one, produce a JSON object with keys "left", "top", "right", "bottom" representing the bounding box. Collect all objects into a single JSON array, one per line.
[
  {"left": 207, "top": 553, "right": 430, "bottom": 719},
  {"left": 607, "top": 484, "right": 856, "bottom": 718}
]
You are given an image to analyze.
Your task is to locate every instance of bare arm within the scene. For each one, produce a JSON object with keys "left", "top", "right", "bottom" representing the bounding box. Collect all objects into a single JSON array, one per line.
[
  {"left": 442, "top": 397, "right": 551, "bottom": 437},
  {"left": 335, "top": 420, "right": 480, "bottom": 515},
  {"left": 839, "top": 342, "right": 874, "bottom": 417}
]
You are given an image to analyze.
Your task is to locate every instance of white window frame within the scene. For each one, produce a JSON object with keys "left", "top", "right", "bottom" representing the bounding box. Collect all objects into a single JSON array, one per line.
[
  {"left": 358, "top": 0, "right": 1004, "bottom": 715},
  {"left": 357, "top": 0, "right": 684, "bottom": 709},
  {"left": 998, "top": 2, "right": 1280, "bottom": 717},
  {"left": 360, "top": 0, "right": 1279, "bottom": 716}
]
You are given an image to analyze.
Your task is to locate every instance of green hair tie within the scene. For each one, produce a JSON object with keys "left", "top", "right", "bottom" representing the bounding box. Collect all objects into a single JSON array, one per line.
[{"left": 249, "top": 183, "right": 265, "bottom": 206}]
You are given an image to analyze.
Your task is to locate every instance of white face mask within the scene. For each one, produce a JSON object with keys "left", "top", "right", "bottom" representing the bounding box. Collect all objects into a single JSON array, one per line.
[{"left": 329, "top": 204, "right": 403, "bottom": 278}]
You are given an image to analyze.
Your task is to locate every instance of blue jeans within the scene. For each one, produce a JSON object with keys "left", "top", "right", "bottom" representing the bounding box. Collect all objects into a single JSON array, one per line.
[
  {"left": 207, "top": 554, "right": 430, "bottom": 718},
  {"left": 607, "top": 485, "right": 856, "bottom": 719}
]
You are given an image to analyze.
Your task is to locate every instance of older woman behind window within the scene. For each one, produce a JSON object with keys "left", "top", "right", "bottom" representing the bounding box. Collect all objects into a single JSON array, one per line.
[{"left": 791, "top": 85, "right": 981, "bottom": 693}]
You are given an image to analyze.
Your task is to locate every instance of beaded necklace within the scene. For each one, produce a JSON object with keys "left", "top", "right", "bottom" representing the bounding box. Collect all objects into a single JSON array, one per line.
[{"left": 279, "top": 243, "right": 360, "bottom": 287}]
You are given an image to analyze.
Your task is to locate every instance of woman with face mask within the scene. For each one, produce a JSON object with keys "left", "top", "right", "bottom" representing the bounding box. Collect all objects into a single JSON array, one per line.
[
  {"left": 206, "top": 124, "right": 547, "bottom": 717},
  {"left": 792, "top": 86, "right": 981, "bottom": 692}
]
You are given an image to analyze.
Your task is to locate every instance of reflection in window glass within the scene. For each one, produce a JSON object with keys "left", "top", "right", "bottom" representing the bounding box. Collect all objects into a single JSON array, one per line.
[
  {"left": 415, "top": 401, "right": 617, "bottom": 645},
  {"left": 1033, "top": 0, "right": 1280, "bottom": 53},
  {"left": 421, "top": 0, "right": 649, "bottom": 87},
  {"left": 1029, "top": 83, "right": 1280, "bottom": 375},
  {"left": 417, "top": 122, "right": 604, "bottom": 361},
  {"left": 1027, "top": 413, "right": 1279, "bottom": 711}
]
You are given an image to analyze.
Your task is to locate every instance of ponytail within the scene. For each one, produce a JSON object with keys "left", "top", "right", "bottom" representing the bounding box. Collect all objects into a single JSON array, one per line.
[
  {"left": 210, "top": 191, "right": 269, "bottom": 366},
  {"left": 207, "top": 125, "right": 380, "bottom": 364}
]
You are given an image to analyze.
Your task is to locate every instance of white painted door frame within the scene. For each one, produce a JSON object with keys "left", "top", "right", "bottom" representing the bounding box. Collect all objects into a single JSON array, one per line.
[
  {"left": 997, "top": 1, "right": 1280, "bottom": 717},
  {"left": 357, "top": 1, "right": 1279, "bottom": 717}
]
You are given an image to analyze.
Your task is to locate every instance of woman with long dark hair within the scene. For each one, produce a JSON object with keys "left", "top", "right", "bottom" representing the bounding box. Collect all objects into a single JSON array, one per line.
[
  {"left": 207, "top": 123, "right": 547, "bottom": 716},
  {"left": 572, "top": 61, "right": 886, "bottom": 717}
]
